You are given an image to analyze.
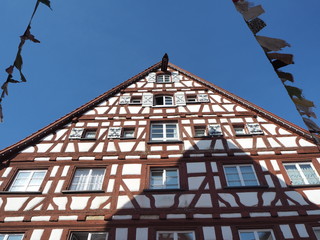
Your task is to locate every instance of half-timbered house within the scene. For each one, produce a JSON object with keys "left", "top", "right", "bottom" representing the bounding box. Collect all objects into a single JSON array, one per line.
[{"left": 0, "top": 61, "right": 320, "bottom": 240}]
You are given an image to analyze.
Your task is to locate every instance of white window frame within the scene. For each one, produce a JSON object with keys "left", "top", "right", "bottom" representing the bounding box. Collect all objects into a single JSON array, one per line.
[
  {"left": 194, "top": 126, "right": 206, "bottom": 137},
  {"left": 69, "top": 168, "right": 105, "bottom": 191},
  {"left": 239, "top": 229, "right": 275, "bottom": 240},
  {"left": 154, "top": 95, "right": 174, "bottom": 106},
  {"left": 156, "top": 74, "right": 171, "bottom": 83},
  {"left": 150, "top": 123, "right": 179, "bottom": 141},
  {"left": 70, "top": 232, "right": 108, "bottom": 240},
  {"left": 9, "top": 170, "right": 47, "bottom": 192},
  {"left": 0, "top": 233, "right": 24, "bottom": 240},
  {"left": 224, "top": 165, "right": 259, "bottom": 187},
  {"left": 157, "top": 231, "right": 195, "bottom": 240},
  {"left": 284, "top": 162, "right": 320, "bottom": 185},
  {"left": 150, "top": 168, "right": 179, "bottom": 189}
]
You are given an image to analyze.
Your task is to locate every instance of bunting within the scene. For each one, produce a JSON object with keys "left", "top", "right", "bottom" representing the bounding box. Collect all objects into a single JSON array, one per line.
[
  {"left": 232, "top": 0, "right": 320, "bottom": 145},
  {"left": 0, "top": 0, "right": 51, "bottom": 122}
]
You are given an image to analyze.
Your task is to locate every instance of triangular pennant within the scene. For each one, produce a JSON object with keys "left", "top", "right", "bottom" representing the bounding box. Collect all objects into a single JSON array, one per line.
[
  {"left": 5, "top": 66, "right": 14, "bottom": 75},
  {"left": 285, "top": 85, "right": 303, "bottom": 99},
  {"left": 243, "top": 5, "right": 265, "bottom": 21},
  {"left": 256, "top": 36, "right": 290, "bottom": 52},
  {"left": 267, "top": 53, "right": 294, "bottom": 65},
  {"left": 247, "top": 18, "right": 266, "bottom": 34},
  {"left": 272, "top": 60, "right": 289, "bottom": 70},
  {"left": 292, "top": 97, "right": 315, "bottom": 108},
  {"left": 39, "top": 0, "right": 52, "bottom": 9},
  {"left": 14, "top": 51, "right": 23, "bottom": 71},
  {"left": 276, "top": 71, "right": 294, "bottom": 82},
  {"left": 296, "top": 104, "right": 317, "bottom": 119},
  {"left": 303, "top": 117, "right": 320, "bottom": 133}
]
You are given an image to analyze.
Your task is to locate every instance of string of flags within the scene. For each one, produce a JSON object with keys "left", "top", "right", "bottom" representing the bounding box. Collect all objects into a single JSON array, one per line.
[
  {"left": 0, "top": 0, "right": 52, "bottom": 122},
  {"left": 232, "top": 0, "right": 320, "bottom": 145}
]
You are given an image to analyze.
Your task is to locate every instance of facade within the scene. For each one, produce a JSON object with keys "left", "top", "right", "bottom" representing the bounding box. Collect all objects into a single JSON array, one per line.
[{"left": 0, "top": 61, "right": 320, "bottom": 240}]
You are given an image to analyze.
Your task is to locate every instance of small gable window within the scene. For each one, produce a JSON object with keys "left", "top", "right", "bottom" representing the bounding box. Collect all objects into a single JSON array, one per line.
[
  {"left": 155, "top": 95, "right": 173, "bottom": 106},
  {"left": 83, "top": 130, "right": 97, "bottom": 139},
  {"left": 194, "top": 126, "right": 206, "bottom": 137},
  {"left": 69, "top": 128, "right": 96, "bottom": 140},
  {"left": 156, "top": 74, "right": 171, "bottom": 83},
  {"left": 122, "top": 128, "right": 135, "bottom": 139}
]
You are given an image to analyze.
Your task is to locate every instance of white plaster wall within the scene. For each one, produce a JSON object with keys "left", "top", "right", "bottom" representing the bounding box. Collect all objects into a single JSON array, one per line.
[
  {"left": 49, "top": 229, "right": 63, "bottom": 240},
  {"left": 237, "top": 192, "right": 258, "bottom": 206},
  {"left": 303, "top": 190, "right": 320, "bottom": 204},
  {"left": 70, "top": 197, "right": 90, "bottom": 210},
  {"left": 5, "top": 197, "right": 28, "bottom": 211},
  {"left": 154, "top": 194, "right": 175, "bottom": 208},
  {"left": 30, "top": 229, "right": 44, "bottom": 240},
  {"left": 195, "top": 194, "right": 213, "bottom": 207},
  {"left": 122, "top": 164, "right": 141, "bottom": 175},
  {"left": 90, "top": 196, "right": 109, "bottom": 210}
]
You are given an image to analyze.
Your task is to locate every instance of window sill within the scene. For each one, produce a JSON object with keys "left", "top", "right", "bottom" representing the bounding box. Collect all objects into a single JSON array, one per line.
[
  {"left": 120, "top": 137, "right": 136, "bottom": 140},
  {"left": 148, "top": 140, "right": 183, "bottom": 144},
  {"left": 0, "top": 191, "right": 42, "bottom": 195},
  {"left": 287, "top": 184, "right": 320, "bottom": 188},
  {"left": 224, "top": 185, "right": 269, "bottom": 189},
  {"left": 62, "top": 190, "right": 105, "bottom": 194},
  {"left": 194, "top": 135, "right": 223, "bottom": 138},
  {"left": 153, "top": 105, "right": 177, "bottom": 108},
  {"left": 144, "top": 188, "right": 186, "bottom": 192}
]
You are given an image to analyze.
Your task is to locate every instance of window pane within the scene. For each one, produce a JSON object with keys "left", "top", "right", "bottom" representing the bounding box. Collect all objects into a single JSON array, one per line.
[
  {"left": 166, "top": 124, "right": 177, "bottom": 138},
  {"left": 91, "top": 233, "right": 107, "bottom": 240},
  {"left": 258, "top": 231, "right": 273, "bottom": 240},
  {"left": 240, "top": 166, "right": 258, "bottom": 186},
  {"left": 225, "top": 167, "right": 241, "bottom": 186},
  {"left": 84, "top": 131, "right": 96, "bottom": 139},
  {"left": 300, "top": 164, "right": 320, "bottom": 184},
  {"left": 7, "top": 236, "right": 24, "bottom": 240},
  {"left": 240, "top": 232, "right": 255, "bottom": 240},
  {"left": 178, "top": 232, "right": 194, "bottom": 240},
  {"left": 10, "top": 170, "right": 46, "bottom": 192},
  {"left": 70, "top": 169, "right": 104, "bottom": 191},
  {"left": 285, "top": 165, "right": 304, "bottom": 185},
  {"left": 164, "top": 96, "right": 173, "bottom": 105},
  {"left": 158, "top": 233, "right": 174, "bottom": 240}
]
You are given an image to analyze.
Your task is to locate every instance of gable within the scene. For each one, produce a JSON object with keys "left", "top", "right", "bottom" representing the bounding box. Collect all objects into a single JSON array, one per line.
[{"left": 0, "top": 62, "right": 316, "bottom": 160}]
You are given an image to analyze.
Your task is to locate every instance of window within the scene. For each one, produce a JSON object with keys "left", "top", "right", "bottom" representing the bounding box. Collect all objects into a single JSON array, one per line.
[
  {"left": 233, "top": 125, "right": 246, "bottom": 135},
  {"left": 314, "top": 228, "right": 320, "bottom": 240},
  {"left": 194, "top": 126, "right": 206, "bottom": 137},
  {"left": 239, "top": 230, "right": 275, "bottom": 240},
  {"left": 157, "top": 231, "right": 195, "bottom": 240},
  {"left": 186, "top": 95, "right": 197, "bottom": 103},
  {"left": 233, "top": 124, "right": 263, "bottom": 136},
  {"left": 83, "top": 130, "right": 96, "bottom": 139},
  {"left": 130, "top": 97, "right": 142, "bottom": 104},
  {"left": 122, "top": 128, "right": 135, "bottom": 138},
  {"left": 9, "top": 170, "right": 46, "bottom": 192},
  {"left": 284, "top": 162, "right": 320, "bottom": 185},
  {"left": 155, "top": 95, "right": 173, "bottom": 106},
  {"left": 150, "top": 168, "right": 179, "bottom": 189},
  {"left": 150, "top": 123, "right": 179, "bottom": 141},
  {"left": 70, "top": 232, "right": 108, "bottom": 240},
  {"left": 69, "top": 128, "right": 97, "bottom": 139},
  {"left": 156, "top": 74, "right": 171, "bottom": 83},
  {"left": 224, "top": 165, "right": 259, "bottom": 187},
  {"left": 69, "top": 168, "right": 105, "bottom": 191},
  {"left": 0, "top": 234, "right": 24, "bottom": 240}
]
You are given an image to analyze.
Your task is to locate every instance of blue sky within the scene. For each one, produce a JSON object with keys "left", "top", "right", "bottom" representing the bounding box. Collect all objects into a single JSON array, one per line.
[{"left": 0, "top": 0, "right": 319, "bottom": 150}]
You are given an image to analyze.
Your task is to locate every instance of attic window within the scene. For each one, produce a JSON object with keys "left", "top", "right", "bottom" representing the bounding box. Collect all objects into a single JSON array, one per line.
[
  {"left": 69, "top": 128, "right": 96, "bottom": 140},
  {"left": 187, "top": 95, "right": 197, "bottom": 103},
  {"left": 130, "top": 97, "right": 142, "bottom": 104},
  {"left": 156, "top": 74, "right": 171, "bottom": 83}
]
